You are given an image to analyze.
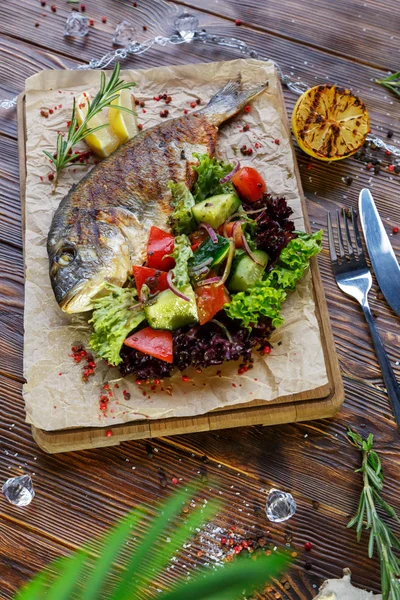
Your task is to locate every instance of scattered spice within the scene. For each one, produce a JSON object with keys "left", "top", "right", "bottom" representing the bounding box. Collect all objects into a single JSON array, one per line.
[
  {"left": 69, "top": 345, "right": 96, "bottom": 381},
  {"left": 40, "top": 109, "right": 49, "bottom": 118},
  {"left": 160, "top": 109, "right": 169, "bottom": 118},
  {"left": 40, "top": 0, "right": 46, "bottom": 5},
  {"left": 190, "top": 101, "right": 197, "bottom": 109},
  {"left": 35, "top": 22, "right": 40, "bottom": 27},
  {"left": 242, "top": 123, "right": 250, "bottom": 132},
  {"left": 235, "top": 19, "right": 242, "bottom": 26},
  {"left": 393, "top": 226, "right": 399, "bottom": 234},
  {"left": 244, "top": 105, "right": 251, "bottom": 113},
  {"left": 143, "top": 25, "right": 147, "bottom": 31},
  {"left": 274, "top": 139, "right": 280, "bottom": 145},
  {"left": 101, "top": 15, "right": 107, "bottom": 23},
  {"left": 304, "top": 542, "right": 313, "bottom": 551},
  {"left": 138, "top": 124, "right": 143, "bottom": 130},
  {"left": 171, "top": 477, "right": 179, "bottom": 485},
  {"left": 133, "top": 1, "right": 137, "bottom": 5},
  {"left": 51, "top": 4, "right": 56, "bottom": 12},
  {"left": 48, "top": 173, "right": 54, "bottom": 181},
  {"left": 80, "top": 3, "right": 85, "bottom": 11},
  {"left": 89, "top": 18, "right": 94, "bottom": 26},
  {"left": 105, "top": 430, "right": 113, "bottom": 438}
]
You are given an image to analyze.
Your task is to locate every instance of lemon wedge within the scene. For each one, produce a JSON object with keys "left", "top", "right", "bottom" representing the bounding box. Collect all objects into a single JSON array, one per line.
[
  {"left": 292, "top": 85, "right": 370, "bottom": 161},
  {"left": 108, "top": 89, "right": 138, "bottom": 144},
  {"left": 75, "top": 92, "right": 120, "bottom": 158}
]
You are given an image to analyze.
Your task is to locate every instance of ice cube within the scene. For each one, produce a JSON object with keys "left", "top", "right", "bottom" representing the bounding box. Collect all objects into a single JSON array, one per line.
[
  {"left": 113, "top": 21, "right": 136, "bottom": 46},
  {"left": 174, "top": 13, "right": 199, "bottom": 42},
  {"left": 64, "top": 12, "right": 89, "bottom": 37},
  {"left": 266, "top": 488, "right": 296, "bottom": 523},
  {"left": 2, "top": 475, "right": 35, "bottom": 507}
]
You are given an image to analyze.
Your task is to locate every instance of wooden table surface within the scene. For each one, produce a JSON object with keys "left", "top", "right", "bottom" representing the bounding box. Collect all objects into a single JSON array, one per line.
[{"left": 1, "top": 1, "right": 400, "bottom": 598}]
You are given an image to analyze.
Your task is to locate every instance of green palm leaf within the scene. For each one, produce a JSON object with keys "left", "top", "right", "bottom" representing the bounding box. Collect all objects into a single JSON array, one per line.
[{"left": 14, "top": 487, "right": 289, "bottom": 600}]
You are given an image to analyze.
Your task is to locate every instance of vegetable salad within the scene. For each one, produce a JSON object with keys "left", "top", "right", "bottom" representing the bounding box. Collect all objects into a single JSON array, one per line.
[{"left": 89, "top": 154, "right": 322, "bottom": 379}]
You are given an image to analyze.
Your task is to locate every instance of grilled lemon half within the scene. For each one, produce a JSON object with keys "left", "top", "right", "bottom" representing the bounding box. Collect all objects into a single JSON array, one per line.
[{"left": 292, "top": 85, "right": 370, "bottom": 161}]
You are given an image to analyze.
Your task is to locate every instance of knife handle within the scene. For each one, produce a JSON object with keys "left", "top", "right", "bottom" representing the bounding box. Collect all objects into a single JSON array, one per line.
[{"left": 362, "top": 303, "right": 400, "bottom": 428}]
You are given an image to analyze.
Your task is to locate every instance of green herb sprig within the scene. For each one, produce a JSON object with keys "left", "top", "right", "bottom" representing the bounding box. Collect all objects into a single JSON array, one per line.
[
  {"left": 44, "top": 63, "right": 135, "bottom": 188},
  {"left": 376, "top": 72, "right": 400, "bottom": 98},
  {"left": 347, "top": 429, "right": 400, "bottom": 600}
]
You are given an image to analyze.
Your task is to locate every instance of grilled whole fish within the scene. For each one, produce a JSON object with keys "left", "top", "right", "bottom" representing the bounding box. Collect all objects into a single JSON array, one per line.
[{"left": 47, "top": 76, "right": 267, "bottom": 313}]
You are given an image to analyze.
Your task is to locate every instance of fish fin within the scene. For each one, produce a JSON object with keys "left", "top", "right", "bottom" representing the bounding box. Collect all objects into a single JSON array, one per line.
[{"left": 199, "top": 74, "right": 269, "bottom": 126}]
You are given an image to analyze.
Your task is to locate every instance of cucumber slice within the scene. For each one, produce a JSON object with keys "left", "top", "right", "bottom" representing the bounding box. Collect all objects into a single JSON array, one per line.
[
  {"left": 190, "top": 235, "right": 230, "bottom": 272},
  {"left": 144, "top": 286, "right": 198, "bottom": 331},
  {"left": 227, "top": 250, "right": 269, "bottom": 292},
  {"left": 192, "top": 193, "right": 241, "bottom": 229}
]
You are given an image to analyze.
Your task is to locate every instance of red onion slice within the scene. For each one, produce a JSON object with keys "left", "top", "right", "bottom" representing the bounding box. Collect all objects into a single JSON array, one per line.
[
  {"left": 128, "top": 302, "right": 142, "bottom": 311},
  {"left": 200, "top": 222, "right": 218, "bottom": 244},
  {"left": 167, "top": 271, "right": 191, "bottom": 302},
  {"left": 196, "top": 276, "right": 221, "bottom": 287},
  {"left": 210, "top": 319, "right": 233, "bottom": 342},
  {"left": 219, "top": 161, "right": 240, "bottom": 184},
  {"left": 218, "top": 240, "right": 235, "bottom": 285},
  {"left": 245, "top": 207, "right": 268, "bottom": 215},
  {"left": 191, "top": 257, "right": 213, "bottom": 272},
  {"left": 241, "top": 235, "right": 265, "bottom": 266},
  {"left": 191, "top": 266, "right": 209, "bottom": 277}
]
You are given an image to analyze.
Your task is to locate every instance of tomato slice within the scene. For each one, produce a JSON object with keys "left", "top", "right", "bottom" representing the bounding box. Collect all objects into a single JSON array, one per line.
[
  {"left": 218, "top": 222, "right": 244, "bottom": 248},
  {"left": 147, "top": 226, "right": 175, "bottom": 271},
  {"left": 124, "top": 327, "right": 173, "bottom": 363},
  {"left": 195, "top": 284, "right": 229, "bottom": 325},
  {"left": 132, "top": 266, "right": 169, "bottom": 296},
  {"left": 231, "top": 167, "right": 267, "bottom": 203}
]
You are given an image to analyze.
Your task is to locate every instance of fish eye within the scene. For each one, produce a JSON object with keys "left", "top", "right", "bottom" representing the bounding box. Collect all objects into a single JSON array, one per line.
[{"left": 55, "top": 247, "right": 76, "bottom": 267}]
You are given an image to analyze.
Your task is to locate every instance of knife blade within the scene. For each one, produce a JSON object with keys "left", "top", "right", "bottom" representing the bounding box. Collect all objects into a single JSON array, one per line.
[{"left": 359, "top": 188, "right": 400, "bottom": 316}]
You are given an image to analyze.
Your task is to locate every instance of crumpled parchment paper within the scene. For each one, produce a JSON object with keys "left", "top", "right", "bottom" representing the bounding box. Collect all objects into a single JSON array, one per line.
[{"left": 22, "top": 59, "right": 328, "bottom": 431}]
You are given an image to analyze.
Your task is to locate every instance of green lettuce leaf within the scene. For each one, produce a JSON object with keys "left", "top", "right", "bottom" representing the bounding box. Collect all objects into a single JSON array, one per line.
[
  {"left": 192, "top": 153, "right": 234, "bottom": 203},
  {"left": 170, "top": 234, "right": 193, "bottom": 290},
  {"left": 224, "top": 230, "right": 322, "bottom": 329},
  {"left": 167, "top": 182, "right": 196, "bottom": 235},
  {"left": 89, "top": 284, "right": 145, "bottom": 366},
  {"left": 225, "top": 282, "right": 286, "bottom": 328}
]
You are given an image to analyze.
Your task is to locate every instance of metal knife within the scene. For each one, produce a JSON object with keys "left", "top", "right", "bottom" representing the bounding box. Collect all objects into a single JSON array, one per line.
[{"left": 359, "top": 188, "right": 400, "bottom": 316}]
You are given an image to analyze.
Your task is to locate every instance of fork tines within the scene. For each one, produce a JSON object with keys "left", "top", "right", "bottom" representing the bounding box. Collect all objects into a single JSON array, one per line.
[{"left": 327, "top": 207, "right": 366, "bottom": 267}]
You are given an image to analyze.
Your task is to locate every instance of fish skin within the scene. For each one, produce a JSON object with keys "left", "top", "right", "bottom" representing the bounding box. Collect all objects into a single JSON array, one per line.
[{"left": 47, "top": 77, "right": 268, "bottom": 313}]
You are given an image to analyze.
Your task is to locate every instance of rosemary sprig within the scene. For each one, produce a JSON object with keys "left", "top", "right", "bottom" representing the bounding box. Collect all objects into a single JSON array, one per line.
[
  {"left": 347, "top": 429, "right": 400, "bottom": 600},
  {"left": 44, "top": 63, "right": 136, "bottom": 188},
  {"left": 376, "top": 72, "right": 400, "bottom": 98}
]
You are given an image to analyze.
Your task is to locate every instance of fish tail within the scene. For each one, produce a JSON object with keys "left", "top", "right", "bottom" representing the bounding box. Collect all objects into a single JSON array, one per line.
[{"left": 199, "top": 74, "right": 268, "bottom": 126}]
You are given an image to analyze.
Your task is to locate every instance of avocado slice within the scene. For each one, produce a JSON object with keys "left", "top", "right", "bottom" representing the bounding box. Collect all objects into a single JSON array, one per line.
[
  {"left": 192, "top": 193, "right": 241, "bottom": 230},
  {"left": 144, "top": 286, "right": 198, "bottom": 331}
]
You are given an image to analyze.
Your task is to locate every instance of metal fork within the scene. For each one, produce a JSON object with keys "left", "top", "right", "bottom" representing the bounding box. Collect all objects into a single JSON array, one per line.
[{"left": 327, "top": 208, "right": 400, "bottom": 428}]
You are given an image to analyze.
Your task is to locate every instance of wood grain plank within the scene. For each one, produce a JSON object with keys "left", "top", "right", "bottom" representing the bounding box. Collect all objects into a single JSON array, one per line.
[
  {"left": 0, "top": 35, "right": 78, "bottom": 138},
  {"left": 0, "top": 134, "right": 22, "bottom": 248},
  {"left": 178, "top": 0, "right": 400, "bottom": 70},
  {"left": 0, "top": 243, "right": 24, "bottom": 380},
  {"left": 0, "top": 373, "right": 396, "bottom": 598}
]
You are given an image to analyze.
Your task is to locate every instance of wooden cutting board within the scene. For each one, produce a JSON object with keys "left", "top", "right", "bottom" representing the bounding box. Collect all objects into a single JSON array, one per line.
[{"left": 17, "top": 74, "right": 344, "bottom": 454}]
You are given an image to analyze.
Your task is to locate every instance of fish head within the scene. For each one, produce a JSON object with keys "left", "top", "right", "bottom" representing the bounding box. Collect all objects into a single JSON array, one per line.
[{"left": 47, "top": 209, "right": 131, "bottom": 314}]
